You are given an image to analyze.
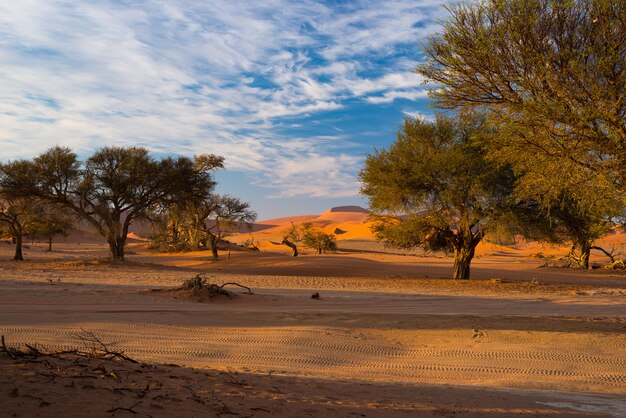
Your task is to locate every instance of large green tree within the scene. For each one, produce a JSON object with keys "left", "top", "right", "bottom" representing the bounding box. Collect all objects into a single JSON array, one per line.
[
  {"left": 417, "top": 0, "right": 625, "bottom": 197},
  {"left": 360, "top": 114, "right": 521, "bottom": 280},
  {"left": 0, "top": 146, "right": 223, "bottom": 260}
]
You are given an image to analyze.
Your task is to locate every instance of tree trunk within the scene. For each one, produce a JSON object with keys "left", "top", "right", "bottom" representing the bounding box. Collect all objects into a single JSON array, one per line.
[
  {"left": 47, "top": 236, "right": 54, "bottom": 252},
  {"left": 282, "top": 239, "right": 298, "bottom": 257},
  {"left": 13, "top": 234, "right": 24, "bottom": 261},
  {"left": 452, "top": 245, "right": 475, "bottom": 280},
  {"left": 578, "top": 241, "right": 591, "bottom": 269},
  {"left": 207, "top": 233, "right": 219, "bottom": 259},
  {"left": 451, "top": 218, "right": 481, "bottom": 280},
  {"left": 108, "top": 237, "right": 125, "bottom": 260},
  {"left": 317, "top": 248, "right": 322, "bottom": 254}
]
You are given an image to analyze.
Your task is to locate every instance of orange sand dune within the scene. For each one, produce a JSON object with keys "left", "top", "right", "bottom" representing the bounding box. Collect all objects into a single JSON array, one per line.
[
  {"left": 230, "top": 205, "right": 587, "bottom": 259},
  {"left": 230, "top": 205, "right": 372, "bottom": 245}
]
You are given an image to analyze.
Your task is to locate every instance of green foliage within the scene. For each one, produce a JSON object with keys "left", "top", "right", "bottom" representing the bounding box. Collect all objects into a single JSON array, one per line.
[
  {"left": 360, "top": 113, "right": 516, "bottom": 248},
  {"left": 0, "top": 197, "right": 39, "bottom": 260},
  {"left": 417, "top": 0, "right": 626, "bottom": 204},
  {"left": 279, "top": 222, "right": 336, "bottom": 255},
  {"left": 150, "top": 194, "right": 256, "bottom": 257},
  {"left": 416, "top": 0, "right": 626, "bottom": 268},
  {"left": 280, "top": 222, "right": 301, "bottom": 256},
  {"left": 28, "top": 205, "right": 75, "bottom": 250},
  {"left": 282, "top": 222, "right": 301, "bottom": 242},
  {"left": 539, "top": 192, "right": 621, "bottom": 268},
  {"left": 360, "top": 113, "right": 520, "bottom": 279},
  {"left": 550, "top": 195, "right": 616, "bottom": 247},
  {"left": 369, "top": 214, "right": 454, "bottom": 253},
  {"left": 0, "top": 146, "right": 224, "bottom": 260},
  {"left": 300, "top": 223, "right": 337, "bottom": 254}
]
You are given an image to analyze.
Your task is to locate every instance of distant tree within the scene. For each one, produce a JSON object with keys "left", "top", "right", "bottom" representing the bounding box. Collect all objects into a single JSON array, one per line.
[
  {"left": 149, "top": 201, "right": 195, "bottom": 252},
  {"left": 0, "top": 146, "right": 223, "bottom": 260},
  {"left": 301, "top": 223, "right": 337, "bottom": 254},
  {"left": 150, "top": 194, "right": 256, "bottom": 259},
  {"left": 281, "top": 222, "right": 300, "bottom": 257},
  {"left": 417, "top": 0, "right": 626, "bottom": 197},
  {"left": 0, "top": 198, "right": 38, "bottom": 261},
  {"left": 30, "top": 207, "right": 75, "bottom": 252},
  {"left": 193, "top": 195, "right": 257, "bottom": 259},
  {"left": 241, "top": 235, "right": 261, "bottom": 252},
  {"left": 360, "top": 113, "right": 524, "bottom": 280}
]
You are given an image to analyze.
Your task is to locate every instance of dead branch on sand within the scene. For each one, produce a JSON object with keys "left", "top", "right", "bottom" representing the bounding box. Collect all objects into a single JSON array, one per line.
[
  {"left": 541, "top": 246, "right": 626, "bottom": 269},
  {"left": 2, "top": 334, "right": 249, "bottom": 417},
  {"left": 180, "top": 274, "right": 253, "bottom": 298},
  {"left": 107, "top": 401, "right": 142, "bottom": 414},
  {"left": 540, "top": 255, "right": 578, "bottom": 268},
  {"left": 71, "top": 329, "right": 138, "bottom": 363},
  {"left": 1, "top": 331, "right": 137, "bottom": 363}
]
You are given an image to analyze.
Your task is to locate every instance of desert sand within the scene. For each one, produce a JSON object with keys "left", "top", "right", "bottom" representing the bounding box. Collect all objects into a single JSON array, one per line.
[{"left": 1, "top": 208, "right": 626, "bottom": 417}]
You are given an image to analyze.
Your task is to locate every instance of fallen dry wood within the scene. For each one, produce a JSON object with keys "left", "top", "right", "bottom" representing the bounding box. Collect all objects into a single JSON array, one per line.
[
  {"left": 1, "top": 331, "right": 137, "bottom": 364},
  {"left": 180, "top": 274, "right": 253, "bottom": 298},
  {"left": 107, "top": 401, "right": 142, "bottom": 414}
]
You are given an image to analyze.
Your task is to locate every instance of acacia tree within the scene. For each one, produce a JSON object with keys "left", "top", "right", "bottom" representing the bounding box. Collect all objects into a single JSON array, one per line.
[
  {"left": 281, "top": 222, "right": 300, "bottom": 257},
  {"left": 30, "top": 207, "right": 75, "bottom": 252},
  {"left": 149, "top": 201, "right": 195, "bottom": 252},
  {"left": 510, "top": 147, "right": 625, "bottom": 268},
  {"left": 0, "top": 198, "right": 37, "bottom": 261},
  {"left": 535, "top": 190, "right": 622, "bottom": 269},
  {"left": 417, "top": 0, "right": 626, "bottom": 195},
  {"left": 0, "top": 146, "right": 223, "bottom": 260},
  {"left": 150, "top": 194, "right": 256, "bottom": 259},
  {"left": 360, "top": 114, "right": 521, "bottom": 280},
  {"left": 186, "top": 194, "right": 256, "bottom": 259},
  {"left": 301, "top": 223, "right": 337, "bottom": 254}
]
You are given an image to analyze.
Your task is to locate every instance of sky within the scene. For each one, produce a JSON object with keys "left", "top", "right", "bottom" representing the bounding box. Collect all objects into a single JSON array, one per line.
[{"left": 0, "top": 0, "right": 449, "bottom": 220}]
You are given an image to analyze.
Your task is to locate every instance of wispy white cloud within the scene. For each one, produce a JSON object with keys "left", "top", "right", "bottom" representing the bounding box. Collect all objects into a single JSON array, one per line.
[
  {"left": 365, "top": 89, "right": 430, "bottom": 104},
  {"left": 0, "top": 0, "right": 448, "bottom": 198},
  {"left": 402, "top": 109, "right": 436, "bottom": 122}
]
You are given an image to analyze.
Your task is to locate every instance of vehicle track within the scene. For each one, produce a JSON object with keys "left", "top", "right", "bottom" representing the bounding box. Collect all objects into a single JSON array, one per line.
[{"left": 2, "top": 322, "right": 625, "bottom": 393}]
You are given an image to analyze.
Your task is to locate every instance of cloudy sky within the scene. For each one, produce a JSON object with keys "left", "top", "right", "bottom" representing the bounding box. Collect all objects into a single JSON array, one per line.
[{"left": 0, "top": 0, "right": 448, "bottom": 219}]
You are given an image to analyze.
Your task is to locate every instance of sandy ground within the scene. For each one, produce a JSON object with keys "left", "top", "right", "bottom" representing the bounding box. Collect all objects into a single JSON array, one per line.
[{"left": 1, "top": 242, "right": 625, "bottom": 417}]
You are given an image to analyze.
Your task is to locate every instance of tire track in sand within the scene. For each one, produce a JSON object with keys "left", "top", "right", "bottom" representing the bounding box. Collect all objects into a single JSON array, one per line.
[{"left": 1, "top": 322, "right": 625, "bottom": 393}]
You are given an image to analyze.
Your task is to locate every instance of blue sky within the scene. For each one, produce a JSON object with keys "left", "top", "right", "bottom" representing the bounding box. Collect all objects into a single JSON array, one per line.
[{"left": 0, "top": 0, "right": 448, "bottom": 220}]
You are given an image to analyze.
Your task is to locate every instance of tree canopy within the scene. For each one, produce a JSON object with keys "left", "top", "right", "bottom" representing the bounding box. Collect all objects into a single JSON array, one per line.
[
  {"left": 360, "top": 113, "right": 522, "bottom": 280},
  {"left": 301, "top": 223, "right": 337, "bottom": 254},
  {"left": 417, "top": 0, "right": 625, "bottom": 198},
  {"left": 282, "top": 222, "right": 301, "bottom": 257},
  {"left": 151, "top": 194, "right": 256, "bottom": 258},
  {"left": 28, "top": 205, "right": 75, "bottom": 252},
  {"left": 0, "top": 197, "right": 38, "bottom": 261},
  {"left": 0, "top": 146, "right": 224, "bottom": 260}
]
